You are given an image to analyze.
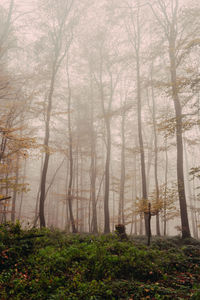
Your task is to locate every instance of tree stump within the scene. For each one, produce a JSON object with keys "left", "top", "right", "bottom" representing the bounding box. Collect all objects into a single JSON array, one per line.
[{"left": 115, "top": 224, "right": 128, "bottom": 240}]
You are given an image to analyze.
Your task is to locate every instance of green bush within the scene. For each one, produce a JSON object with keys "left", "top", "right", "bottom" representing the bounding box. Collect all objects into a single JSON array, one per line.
[{"left": 0, "top": 223, "right": 200, "bottom": 299}]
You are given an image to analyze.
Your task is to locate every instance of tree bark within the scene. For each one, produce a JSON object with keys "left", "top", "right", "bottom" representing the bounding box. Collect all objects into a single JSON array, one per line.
[
  {"left": 98, "top": 51, "right": 112, "bottom": 234},
  {"left": 39, "top": 66, "right": 56, "bottom": 228},
  {"left": 169, "top": 28, "right": 191, "bottom": 238},
  {"left": 104, "top": 117, "right": 111, "bottom": 233},
  {"left": 151, "top": 68, "right": 160, "bottom": 236},
  {"left": 18, "top": 160, "right": 26, "bottom": 221},
  {"left": 118, "top": 108, "right": 125, "bottom": 225},
  {"left": 136, "top": 52, "right": 149, "bottom": 235},
  {"left": 163, "top": 138, "right": 168, "bottom": 236},
  {"left": 184, "top": 140, "right": 197, "bottom": 238},
  {"left": 89, "top": 74, "right": 98, "bottom": 233},
  {"left": 66, "top": 55, "right": 77, "bottom": 233},
  {"left": 11, "top": 154, "right": 19, "bottom": 222}
]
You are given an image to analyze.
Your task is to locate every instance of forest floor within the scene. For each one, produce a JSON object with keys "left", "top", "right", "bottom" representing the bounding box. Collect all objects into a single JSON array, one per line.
[{"left": 0, "top": 223, "right": 200, "bottom": 299}]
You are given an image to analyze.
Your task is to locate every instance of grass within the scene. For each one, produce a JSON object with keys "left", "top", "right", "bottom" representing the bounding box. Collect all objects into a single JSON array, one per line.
[{"left": 0, "top": 222, "right": 200, "bottom": 299}]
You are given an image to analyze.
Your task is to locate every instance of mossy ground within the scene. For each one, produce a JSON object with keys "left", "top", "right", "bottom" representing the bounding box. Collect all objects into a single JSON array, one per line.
[{"left": 0, "top": 223, "right": 200, "bottom": 299}]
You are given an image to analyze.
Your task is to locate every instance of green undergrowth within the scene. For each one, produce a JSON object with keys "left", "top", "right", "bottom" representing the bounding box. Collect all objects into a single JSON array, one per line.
[{"left": 0, "top": 223, "right": 200, "bottom": 299}]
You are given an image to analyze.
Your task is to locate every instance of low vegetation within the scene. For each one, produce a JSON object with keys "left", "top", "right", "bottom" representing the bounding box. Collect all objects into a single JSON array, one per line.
[{"left": 0, "top": 223, "right": 200, "bottom": 299}]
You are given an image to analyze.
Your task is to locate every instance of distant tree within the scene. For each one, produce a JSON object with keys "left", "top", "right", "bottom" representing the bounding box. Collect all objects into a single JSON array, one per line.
[
  {"left": 0, "top": 0, "right": 14, "bottom": 60},
  {"left": 124, "top": 1, "right": 149, "bottom": 236},
  {"left": 0, "top": 0, "right": 35, "bottom": 223},
  {"left": 65, "top": 54, "right": 77, "bottom": 233},
  {"left": 38, "top": 0, "right": 75, "bottom": 228},
  {"left": 86, "top": 28, "right": 122, "bottom": 233},
  {"left": 150, "top": 64, "right": 161, "bottom": 236}
]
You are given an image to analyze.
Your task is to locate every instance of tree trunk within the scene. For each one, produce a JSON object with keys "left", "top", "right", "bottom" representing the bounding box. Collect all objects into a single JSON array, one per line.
[
  {"left": 134, "top": 152, "right": 138, "bottom": 235},
  {"left": 79, "top": 152, "right": 84, "bottom": 232},
  {"left": 151, "top": 68, "right": 160, "bottom": 236},
  {"left": 0, "top": 0, "right": 14, "bottom": 59},
  {"left": 118, "top": 109, "right": 125, "bottom": 224},
  {"left": 66, "top": 56, "right": 77, "bottom": 233},
  {"left": 89, "top": 75, "right": 98, "bottom": 233},
  {"left": 169, "top": 30, "right": 190, "bottom": 238},
  {"left": 91, "top": 138, "right": 98, "bottom": 233},
  {"left": 11, "top": 154, "right": 19, "bottom": 223},
  {"left": 164, "top": 137, "right": 168, "bottom": 236},
  {"left": 98, "top": 58, "right": 112, "bottom": 234},
  {"left": 136, "top": 53, "right": 149, "bottom": 235},
  {"left": 76, "top": 146, "right": 79, "bottom": 232},
  {"left": 39, "top": 67, "right": 56, "bottom": 228},
  {"left": 127, "top": 4, "right": 149, "bottom": 235},
  {"left": 104, "top": 118, "right": 111, "bottom": 233},
  {"left": 192, "top": 178, "right": 198, "bottom": 238},
  {"left": 184, "top": 140, "right": 197, "bottom": 238},
  {"left": 112, "top": 184, "right": 115, "bottom": 232},
  {"left": 18, "top": 160, "right": 26, "bottom": 221}
]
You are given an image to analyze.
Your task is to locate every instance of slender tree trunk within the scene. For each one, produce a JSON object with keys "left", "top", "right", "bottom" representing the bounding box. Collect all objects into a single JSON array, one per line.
[
  {"left": 64, "top": 157, "right": 70, "bottom": 231},
  {"left": 98, "top": 63, "right": 111, "bottom": 234},
  {"left": 18, "top": 160, "right": 26, "bottom": 220},
  {"left": 79, "top": 152, "right": 84, "bottom": 232},
  {"left": 192, "top": 178, "right": 198, "bottom": 238},
  {"left": 184, "top": 140, "right": 197, "bottom": 238},
  {"left": 118, "top": 109, "right": 125, "bottom": 224},
  {"left": 3, "top": 172, "right": 9, "bottom": 223},
  {"left": 61, "top": 201, "right": 65, "bottom": 230},
  {"left": 11, "top": 155, "right": 19, "bottom": 222},
  {"left": 0, "top": 0, "right": 14, "bottom": 60},
  {"left": 130, "top": 177, "right": 134, "bottom": 235},
  {"left": 89, "top": 75, "right": 98, "bottom": 233},
  {"left": 127, "top": 4, "right": 149, "bottom": 235},
  {"left": 151, "top": 69, "right": 160, "bottom": 236},
  {"left": 136, "top": 53, "right": 149, "bottom": 235},
  {"left": 66, "top": 57, "right": 77, "bottom": 233},
  {"left": 39, "top": 64, "right": 57, "bottom": 228},
  {"left": 104, "top": 117, "right": 111, "bottom": 233},
  {"left": 164, "top": 138, "right": 168, "bottom": 236},
  {"left": 134, "top": 153, "right": 138, "bottom": 235},
  {"left": 130, "top": 154, "right": 137, "bottom": 235},
  {"left": 33, "top": 156, "right": 43, "bottom": 226},
  {"left": 91, "top": 139, "right": 98, "bottom": 233},
  {"left": 147, "top": 203, "right": 151, "bottom": 246},
  {"left": 146, "top": 131, "right": 154, "bottom": 195},
  {"left": 169, "top": 30, "right": 190, "bottom": 238},
  {"left": 112, "top": 185, "right": 115, "bottom": 232},
  {"left": 76, "top": 146, "right": 79, "bottom": 232},
  {"left": 72, "top": 154, "right": 77, "bottom": 230}
]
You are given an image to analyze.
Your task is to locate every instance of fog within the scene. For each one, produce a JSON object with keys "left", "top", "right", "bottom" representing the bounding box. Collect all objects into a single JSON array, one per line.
[{"left": 0, "top": 0, "right": 200, "bottom": 238}]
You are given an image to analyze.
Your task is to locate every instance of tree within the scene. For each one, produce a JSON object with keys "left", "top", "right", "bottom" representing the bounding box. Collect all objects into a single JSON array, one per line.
[
  {"left": 125, "top": 1, "right": 149, "bottom": 236},
  {"left": 38, "top": 0, "right": 75, "bottom": 227},
  {"left": 150, "top": 64, "right": 161, "bottom": 236},
  {"left": 89, "top": 68, "right": 98, "bottom": 233},
  {"left": 0, "top": 0, "right": 35, "bottom": 223},
  {"left": 117, "top": 78, "right": 132, "bottom": 225},
  {"left": 149, "top": 0, "right": 194, "bottom": 238},
  {"left": 0, "top": 0, "right": 14, "bottom": 60},
  {"left": 65, "top": 54, "right": 77, "bottom": 233},
  {"left": 86, "top": 27, "right": 122, "bottom": 233}
]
